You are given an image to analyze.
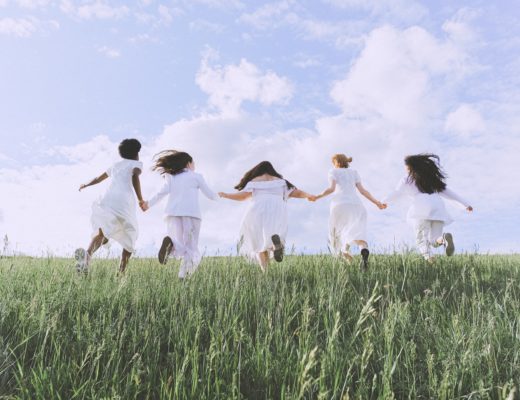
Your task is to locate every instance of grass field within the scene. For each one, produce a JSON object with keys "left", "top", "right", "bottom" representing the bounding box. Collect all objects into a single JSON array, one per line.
[{"left": 0, "top": 253, "right": 519, "bottom": 399}]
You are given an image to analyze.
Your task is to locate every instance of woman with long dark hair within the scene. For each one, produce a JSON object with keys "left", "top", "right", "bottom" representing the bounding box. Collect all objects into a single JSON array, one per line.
[
  {"left": 219, "top": 161, "right": 313, "bottom": 271},
  {"left": 383, "top": 154, "right": 473, "bottom": 263},
  {"left": 142, "top": 150, "right": 218, "bottom": 278}
]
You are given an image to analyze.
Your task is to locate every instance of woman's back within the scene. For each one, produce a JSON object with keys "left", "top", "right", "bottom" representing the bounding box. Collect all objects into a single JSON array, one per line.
[{"left": 329, "top": 168, "right": 361, "bottom": 206}]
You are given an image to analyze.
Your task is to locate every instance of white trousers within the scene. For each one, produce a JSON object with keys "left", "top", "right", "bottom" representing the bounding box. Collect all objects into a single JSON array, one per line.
[
  {"left": 413, "top": 219, "right": 444, "bottom": 259},
  {"left": 166, "top": 216, "right": 202, "bottom": 278}
]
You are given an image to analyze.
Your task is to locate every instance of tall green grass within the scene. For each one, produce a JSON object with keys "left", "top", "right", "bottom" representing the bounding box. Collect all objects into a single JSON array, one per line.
[{"left": 0, "top": 254, "right": 519, "bottom": 399}]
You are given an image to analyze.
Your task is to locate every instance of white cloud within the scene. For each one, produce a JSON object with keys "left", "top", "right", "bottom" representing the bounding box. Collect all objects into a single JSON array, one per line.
[
  {"left": 0, "top": 16, "right": 58, "bottom": 37},
  {"left": 195, "top": 52, "right": 294, "bottom": 116},
  {"left": 330, "top": 25, "right": 467, "bottom": 128},
  {"left": 188, "top": 0, "right": 244, "bottom": 9},
  {"left": 74, "top": 1, "right": 129, "bottom": 20},
  {"left": 442, "top": 8, "right": 480, "bottom": 45},
  {"left": 97, "top": 45, "right": 121, "bottom": 58},
  {"left": 324, "top": 0, "right": 428, "bottom": 22},
  {"left": 15, "top": 0, "right": 51, "bottom": 8},
  {"left": 238, "top": 0, "right": 293, "bottom": 30},
  {"left": 189, "top": 19, "right": 225, "bottom": 33},
  {"left": 445, "top": 104, "right": 486, "bottom": 138}
]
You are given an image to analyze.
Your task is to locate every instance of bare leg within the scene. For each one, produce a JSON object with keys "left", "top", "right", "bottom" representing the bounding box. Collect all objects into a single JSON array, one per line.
[
  {"left": 88, "top": 229, "right": 107, "bottom": 257},
  {"left": 257, "top": 251, "right": 269, "bottom": 272},
  {"left": 119, "top": 249, "right": 132, "bottom": 273}
]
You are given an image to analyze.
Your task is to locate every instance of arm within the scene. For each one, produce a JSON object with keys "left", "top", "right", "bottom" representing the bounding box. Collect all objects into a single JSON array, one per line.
[
  {"left": 289, "top": 189, "right": 313, "bottom": 200},
  {"left": 382, "top": 178, "right": 409, "bottom": 205},
  {"left": 146, "top": 177, "right": 170, "bottom": 208},
  {"left": 440, "top": 188, "right": 473, "bottom": 211},
  {"left": 314, "top": 181, "right": 336, "bottom": 200},
  {"left": 198, "top": 175, "right": 219, "bottom": 201},
  {"left": 79, "top": 172, "right": 108, "bottom": 191},
  {"left": 132, "top": 168, "right": 144, "bottom": 204},
  {"left": 218, "top": 192, "right": 252, "bottom": 201},
  {"left": 356, "top": 182, "right": 384, "bottom": 209}
]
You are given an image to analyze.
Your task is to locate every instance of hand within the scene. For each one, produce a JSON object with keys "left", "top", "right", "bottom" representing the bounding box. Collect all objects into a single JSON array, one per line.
[
  {"left": 466, "top": 206, "right": 473, "bottom": 212},
  {"left": 377, "top": 202, "right": 387, "bottom": 210},
  {"left": 218, "top": 192, "right": 227, "bottom": 199},
  {"left": 307, "top": 195, "right": 318, "bottom": 202},
  {"left": 139, "top": 200, "right": 149, "bottom": 212},
  {"left": 79, "top": 184, "right": 87, "bottom": 192}
]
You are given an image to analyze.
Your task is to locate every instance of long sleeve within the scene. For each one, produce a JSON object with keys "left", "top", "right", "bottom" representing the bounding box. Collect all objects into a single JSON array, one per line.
[
  {"left": 197, "top": 174, "right": 219, "bottom": 201},
  {"left": 439, "top": 188, "right": 470, "bottom": 208},
  {"left": 383, "top": 177, "right": 409, "bottom": 203},
  {"left": 148, "top": 178, "right": 170, "bottom": 208}
]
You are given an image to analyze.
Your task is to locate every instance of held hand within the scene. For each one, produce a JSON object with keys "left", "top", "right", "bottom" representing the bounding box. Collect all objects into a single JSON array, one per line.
[
  {"left": 139, "top": 200, "right": 149, "bottom": 212},
  {"left": 466, "top": 206, "right": 473, "bottom": 212},
  {"left": 377, "top": 202, "right": 387, "bottom": 210},
  {"left": 79, "top": 184, "right": 87, "bottom": 192},
  {"left": 307, "top": 195, "right": 318, "bottom": 202},
  {"left": 218, "top": 192, "right": 227, "bottom": 199}
]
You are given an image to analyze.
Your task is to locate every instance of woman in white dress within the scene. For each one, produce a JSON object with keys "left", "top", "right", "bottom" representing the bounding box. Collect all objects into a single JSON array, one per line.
[
  {"left": 382, "top": 154, "right": 473, "bottom": 263},
  {"left": 219, "top": 161, "right": 313, "bottom": 271},
  {"left": 76, "top": 138, "right": 146, "bottom": 273},
  {"left": 142, "top": 150, "right": 218, "bottom": 278},
  {"left": 313, "top": 154, "right": 384, "bottom": 269}
]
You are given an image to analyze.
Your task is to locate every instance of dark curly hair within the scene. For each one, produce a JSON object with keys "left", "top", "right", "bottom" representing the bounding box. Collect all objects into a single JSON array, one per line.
[
  {"left": 152, "top": 150, "right": 193, "bottom": 176},
  {"left": 118, "top": 139, "right": 141, "bottom": 160},
  {"left": 235, "top": 161, "right": 295, "bottom": 191},
  {"left": 405, "top": 154, "right": 447, "bottom": 194}
]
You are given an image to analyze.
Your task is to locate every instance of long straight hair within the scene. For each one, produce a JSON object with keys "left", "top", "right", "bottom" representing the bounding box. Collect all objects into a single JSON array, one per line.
[
  {"left": 152, "top": 150, "right": 192, "bottom": 176},
  {"left": 405, "top": 153, "right": 447, "bottom": 194},
  {"left": 234, "top": 161, "right": 295, "bottom": 190}
]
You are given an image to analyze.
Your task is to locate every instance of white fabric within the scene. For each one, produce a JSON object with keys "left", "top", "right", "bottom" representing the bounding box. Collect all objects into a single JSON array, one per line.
[
  {"left": 329, "top": 203, "right": 367, "bottom": 254},
  {"left": 383, "top": 177, "right": 470, "bottom": 224},
  {"left": 328, "top": 168, "right": 362, "bottom": 207},
  {"left": 413, "top": 219, "right": 444, "bottom": 259},
  {"left": 148, "top": 170, "right": 218, "bottom": 219},
  {"left": 238, "top": 179, "right": 294, "bottom": 257},
  {"left": 91, "top": 159, "right": 143, "bottom": 253},
  {"left": 166, "top": 216, "right": 202, "bottom": 278}
]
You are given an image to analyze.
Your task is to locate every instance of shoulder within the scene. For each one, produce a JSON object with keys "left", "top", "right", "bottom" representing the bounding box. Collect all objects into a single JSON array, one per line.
[{"left": 247, "top": 179, "right": 286, "bottom": 188}]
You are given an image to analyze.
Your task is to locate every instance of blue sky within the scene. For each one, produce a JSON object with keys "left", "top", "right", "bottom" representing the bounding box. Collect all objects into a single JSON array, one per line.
[{"left": 1, "top": 0, "right": 519, "bottom": 256}]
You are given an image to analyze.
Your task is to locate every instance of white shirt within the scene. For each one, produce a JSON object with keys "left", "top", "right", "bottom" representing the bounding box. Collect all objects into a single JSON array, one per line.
[
  {"left": 328, "top": 168, "right": 362, "bottom": 207},
  {"left": 384, "top": 177, "right": 470, "bottom": 224},
  {"left": 148, "top": 170, "right": 218, "bottom": 219}
]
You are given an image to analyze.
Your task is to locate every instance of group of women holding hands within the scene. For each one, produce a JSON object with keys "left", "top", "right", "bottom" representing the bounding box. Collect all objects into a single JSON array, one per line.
[{"left": 75, "top": 138, "right": 473, "bottom": 276}]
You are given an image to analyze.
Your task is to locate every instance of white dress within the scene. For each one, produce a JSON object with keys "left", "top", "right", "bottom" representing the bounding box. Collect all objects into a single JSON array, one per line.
[
  {"left": 91, "top": 159, "right": 143, "bottom": 253},
  {"left": 327, "top": 168, "right": 367, "bottom": 254},
  {"left": 148, "top": 170, "right": 218, "bottom": 277},
  {"left": 238, "top": 179, "right": 294, "bottom": 258}
]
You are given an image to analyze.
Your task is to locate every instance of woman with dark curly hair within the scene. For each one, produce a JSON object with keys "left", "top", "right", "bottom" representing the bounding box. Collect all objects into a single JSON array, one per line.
[{"left": 383, "top": 154, "right": 473, "bottom": 263}]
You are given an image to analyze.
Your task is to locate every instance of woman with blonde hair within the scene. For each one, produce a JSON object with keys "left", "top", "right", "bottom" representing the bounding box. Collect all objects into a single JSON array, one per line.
[{"left": 313, "top": 154, "right": 384, "bottom": 269}]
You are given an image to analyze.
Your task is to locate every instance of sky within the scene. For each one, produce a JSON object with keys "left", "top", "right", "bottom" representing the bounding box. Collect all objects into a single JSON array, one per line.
[{"left": 0, "top": 0, "right": 519, "bottom": 257}]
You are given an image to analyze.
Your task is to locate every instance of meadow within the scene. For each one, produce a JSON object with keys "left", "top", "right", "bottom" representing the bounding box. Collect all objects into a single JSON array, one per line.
[{"left": 0, "top": 253, "right": 519, "bottom": 399}]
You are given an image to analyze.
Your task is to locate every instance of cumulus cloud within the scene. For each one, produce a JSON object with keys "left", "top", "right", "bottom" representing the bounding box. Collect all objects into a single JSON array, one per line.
[
  {"left": 0, "top": 16, "right": 58, "bottom": 37},
  {"left": 195, "top": 51, "right": 294, "bottom": 116},
  {"left": 97, "top": 45, "right": 121, "bottom": 58},
  {"left": 445, "top": 104, "right": 486, "bottom": 138},
  {"left": 62, "top": 1, "right": 129, "bottom": 20}
]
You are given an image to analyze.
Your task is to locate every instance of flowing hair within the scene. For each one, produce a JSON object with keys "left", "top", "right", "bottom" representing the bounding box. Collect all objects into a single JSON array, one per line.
[
  {"left": 405, "top": 153, "right": 447, "bottom": 194},
  {"left": 332, "top": 153, "right": 353, "bottom": 168},
  {"left": 234, "top": 161, "right": 295, "bottom": 191},
  {"left": 152, "top": 150, "right": 193, "bottom": 176}
]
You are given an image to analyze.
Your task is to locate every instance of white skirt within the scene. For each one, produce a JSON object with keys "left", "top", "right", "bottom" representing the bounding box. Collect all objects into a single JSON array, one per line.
[
  {"left": 239, "top": 195, "right": 288, "bottom": 258},
  {"left": 329, "top": 202, "right": 367, "bottom": 254},
  {"left": 91, "top": 201, "right": 138, "bottom": 253}
]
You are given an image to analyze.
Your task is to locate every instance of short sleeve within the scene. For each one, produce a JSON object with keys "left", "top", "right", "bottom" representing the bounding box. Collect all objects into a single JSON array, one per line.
[
  {"left": 354, "top": 170, "right": 361, "bottom": 184},
  {"left": 328, "top": 169, "right": 336, "bottom": 184},
  {"left": 241, "top": 182, "right": 254, "bottom": 193},
  {"left": 133, "top": 161, "right": 143, "bottom": 171},
  {"left": 106, "top": 166, "right": 113, "bottom": 177}
]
